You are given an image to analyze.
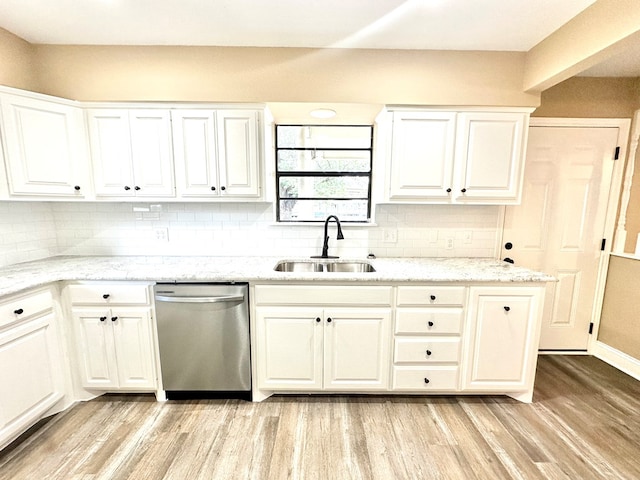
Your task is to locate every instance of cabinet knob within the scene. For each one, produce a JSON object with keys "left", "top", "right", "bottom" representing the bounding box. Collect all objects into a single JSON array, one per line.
[
  {"left": 221, "top": 186, "right": 226, "bottom": 191},
  {"left": 461, "top": 188, "right": 467, "bottom": 193},
  {"left": 134, "top": 186, "right": 141, "bottom": 191},
  {"left": 100, "top": 316, "right": 107, "bottom": 322},
  {"left": 111, "top": 316, "right": 118, "bottom": 322},
  {"left": 426, "top": 350, "right": 432, "bottom": 357},
  {"left": 124, "top": 186, "right": 131, "bottom": 191},
  {"left": 504, "top": 306, "right": 511, "bottom": 312},
  {"left": 446, "top": 188, "right": 452, "bottom": 193},
  {"left": 103, "top": 294, "right": 110, "bottom": 299},
  {"left": 74, "top": 185, "right": 81, "bottom": 191},
  {"left": 503, "top": 257, "right": 515, "bottom": 264},
  {"left": 505, "top": 242, "right": 513, "bottom": 250},
  {"left": 424, "top": 378, "right": 430, "bottom": 384},
  {"left": 13, "top": 308, "right": 24, "bottom": 315},
  {"left": 316, "top": 317, "right": 321, "bottom": 323},
  {"left": 430, "top": 295, "right": 436, "bottom": 301},
  {"left": 428, "top": 321, "right": 434, "bottom": 327},
  {"left": 211, "top": 186, "right": 216, "bottom": 191},
  {"left": 327, "top": 317, "right": 332, "bottom": 323}
]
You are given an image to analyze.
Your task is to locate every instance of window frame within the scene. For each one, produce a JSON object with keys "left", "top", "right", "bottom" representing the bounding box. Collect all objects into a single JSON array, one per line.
[{"left": 274, "top": 124, "right": 374, "bottom": 223}]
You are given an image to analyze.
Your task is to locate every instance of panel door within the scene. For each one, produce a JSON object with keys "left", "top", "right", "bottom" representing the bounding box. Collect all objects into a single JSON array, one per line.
[
  {"left": 73, "top": 309, "right": 119, "bottom": 388},
  {"left": 502, "top": 126, "right": 620, "bottom": 350},
  {"left": 255, "top": 307, "right": 322, "bottom": 390},
  {"left": 0, "top": 314, "right": 63, "bottom": 435},
  {"left": 172, "top": 110, "right": 220, "bottom": 197},
  {"left": 454, "top": 112, "right": 527, "bottom": 202},
  {"left": 129, "top": 110, "right": 175, "bottom": 197},
  {"left": 323, "top": 308, "right": 392, "bottom": 390},
  {"left": 464, "top": 287, "right": 542, "bottom": 391},
  {"left": 111, "top": 308, "right": 156, "bottom": 389},
  {"left": 86, "top": 109, "right": 136, "bottom": 196},
  {"left": 1, "top": 94, "right": 89, "bottom": 197},
  {"left": 216, "top": 110, "right": 260, "bottom": 197},
  {"left": 389, "top": 111, "right": 456, "bottom": 199}
]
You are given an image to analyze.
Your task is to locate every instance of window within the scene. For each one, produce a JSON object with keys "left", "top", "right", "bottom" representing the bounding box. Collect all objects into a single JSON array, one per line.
[{"left": 275, "top": 125, "right": 373, "bottom": 222}]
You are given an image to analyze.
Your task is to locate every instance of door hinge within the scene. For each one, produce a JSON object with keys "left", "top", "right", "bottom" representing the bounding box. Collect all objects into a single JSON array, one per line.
[
  {"left": 601, "top": 238, "right": 606, "bottom": 251},
  {"left": 589, "top": 322, "right": 594, "bottom": 334},
  {"left": 614, "top": 146, "right": 620, "bottom": 160}
]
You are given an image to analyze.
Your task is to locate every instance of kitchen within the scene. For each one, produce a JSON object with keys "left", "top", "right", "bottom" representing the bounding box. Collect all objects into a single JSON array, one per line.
[{"left": 1, "top": 0, "right": 640, "bottom": 478}]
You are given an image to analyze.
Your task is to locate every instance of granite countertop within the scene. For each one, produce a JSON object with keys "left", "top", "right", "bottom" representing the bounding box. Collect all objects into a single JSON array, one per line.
[{"left": 0, "top": 255, "right": 555, "bottom": 297}]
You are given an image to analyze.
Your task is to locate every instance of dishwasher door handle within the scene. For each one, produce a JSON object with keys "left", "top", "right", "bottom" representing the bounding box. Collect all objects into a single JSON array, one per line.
[{"left": 155, "top": 294, "right": 245, "bottom": 304}]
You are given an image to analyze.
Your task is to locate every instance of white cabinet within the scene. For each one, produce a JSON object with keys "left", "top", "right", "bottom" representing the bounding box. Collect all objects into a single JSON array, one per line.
[
  {"left": 86, "top": 109, "right": 174, "bottom": 197},
  {"left": 387, "top": 109, "right": 531, "bottom": 204},
  {"left": 254, "top": 285, "right": 393, "bottom": 392},
  {"left": 67, "top": 282, "right": 158, "bottom": 391},
  {"left": 0, "top": 287, "right": 65, "bottom": 450},
  {"left": 172, "top": 109, "right": 261, "bottom": 198},
  {"left": 462, "top": 286, "right": 544, "bottom": 401},
  {"left": 0, "top": 91, "right": 90, "bottom": 198}
]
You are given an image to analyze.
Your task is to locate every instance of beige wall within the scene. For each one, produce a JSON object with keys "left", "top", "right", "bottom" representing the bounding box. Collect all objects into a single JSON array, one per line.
[
  {"left": 28, "top": 45, "right": 538, "bottom": 107},
  {"left": 0, "top": 28, "right": 36, "bottom": 91}
]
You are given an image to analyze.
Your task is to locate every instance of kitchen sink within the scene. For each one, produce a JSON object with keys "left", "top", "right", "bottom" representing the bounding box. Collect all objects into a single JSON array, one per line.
[{"left": 273, "top": 260, "right": 375, "bottom": 273}]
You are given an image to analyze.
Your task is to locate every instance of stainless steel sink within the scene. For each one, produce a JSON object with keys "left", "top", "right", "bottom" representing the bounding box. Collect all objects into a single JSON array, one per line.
[
  {"left": 325, "top": 262, "right": 376, "bottom": 273},
  {"left": 273, "top": 261, "right": 324, "bottom": 272},
  {"left": 274, "top": 260, "right": 375, "bottom": 273}
]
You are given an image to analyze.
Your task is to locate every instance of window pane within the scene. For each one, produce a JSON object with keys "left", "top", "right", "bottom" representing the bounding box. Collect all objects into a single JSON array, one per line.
[
  {"left": 277, "top": 150, "right": 371, "bottom": 172},
  {"left": 279, "top": 199, "right": 369, "bottom": 222},
  {"left": 277, "top": 125, "right": 371, "bottom": 149},
  {"left": 279, "top": 176, "right": 370, "bottom": 199}
]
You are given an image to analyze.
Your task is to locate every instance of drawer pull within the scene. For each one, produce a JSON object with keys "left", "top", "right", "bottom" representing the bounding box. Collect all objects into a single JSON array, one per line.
[
  {"left": 430, "top": 295, "right": 436, "bottom": 301},
  {"left": 111, "top": 316, "right": 118, "bottom": 322},
  {"left": 424, "top": 377, "right": 430, "bottom": 384},
  {"left": 100, "top": 316, "right": 107, "bottom": 322},
  {"left": 504, "top": 306, "right": 511, "bottom": 312},
  {"left": 14, "top": 308, "right": 24, "bottom": 315},
  {"left": 428, "top": 321, "right": 434, "bottom": 327},
  {"left": 103, "top": 294, "right": 110, "bottom": 299},
  {"left": 425, "top": 350, "right": 432, "bottom": 357}
]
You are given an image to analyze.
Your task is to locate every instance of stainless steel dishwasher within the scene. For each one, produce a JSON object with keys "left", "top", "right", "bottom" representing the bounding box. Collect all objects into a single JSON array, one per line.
[{"left": 154, "top": 283, "right": 251, "bottom": 399}]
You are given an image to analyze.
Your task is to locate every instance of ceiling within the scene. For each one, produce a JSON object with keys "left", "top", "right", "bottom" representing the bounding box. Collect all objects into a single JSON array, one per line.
[{"left": 0, "top": 0, "right": 637, "bottom": 78}]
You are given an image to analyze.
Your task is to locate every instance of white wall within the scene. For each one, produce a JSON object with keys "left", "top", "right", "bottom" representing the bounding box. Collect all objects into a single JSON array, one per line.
[{"left": 0, "top": 202, "right": 502, "bottom": 267}]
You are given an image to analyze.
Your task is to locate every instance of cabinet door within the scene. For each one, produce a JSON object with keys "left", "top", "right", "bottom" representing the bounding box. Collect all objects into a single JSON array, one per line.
[
  {"left": 323, "top": 308, "right": 392, "bottom": 390},
  {"left": 111, "top": 308, "right": 157, "bottom": 389},
  {"left": 86, "top": 109, "right": 136, "bottom": 196},
  {"left": 172, "top": 110, "right": 220, "bottom": 197},
  {"left": 72, "top": 309, "right": 119, "bottom": 389},
  {"left": 389, "top": 111, "right": 456, "bottom": 199},
  {"left": 216, "top": 110, "right": 260, "bottom": 197},
  {"left": 255, "top": 307, "right": 323, "bottom": 390},
  {"left": 129, "top": 110, "right": 175, "bottom": 197},
  {"left": 463, "top": 287, "right": 543, "bottom": 391},
  {"left": 0, "top": 313, "right": 65, "bottom": 448},
  {"left": 1, "top": 93, "right": 89, "bottom": 197},
  {"left": 454, "top": 112, "right": 527, "bottom": 202}
]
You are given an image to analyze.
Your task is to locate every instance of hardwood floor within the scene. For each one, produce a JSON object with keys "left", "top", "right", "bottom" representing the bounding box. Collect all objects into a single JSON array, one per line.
[{"left": 1, "top": 355, "right": 639, "bottom": 479}]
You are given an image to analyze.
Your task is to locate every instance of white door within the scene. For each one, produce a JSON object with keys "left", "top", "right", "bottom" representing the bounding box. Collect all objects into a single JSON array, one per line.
[
  {"left": 502, "top": 126, "right": 620, "bottom": 350},
  {"left": 73, "top": 309, "right": 119, "bottom": 388},
  {"left": 111, "top": 308, "right": 156, "bottom": 389},
  {"left": 323, "top": 308, "right": 391, "bottom": 390}
]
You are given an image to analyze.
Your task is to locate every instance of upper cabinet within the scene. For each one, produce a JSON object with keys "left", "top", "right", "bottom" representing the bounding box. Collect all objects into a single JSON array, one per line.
[
  {"left": 171, "top": 109, "right": 261, "bottom": 198},
  {"left": 0, "top": 91, "right": 90, "bottom": 198},
  {"left": 386, "top": 108, "right": 532, "bottom": 204},
  {"left": 86, "top": 109, "right": 175, "bottom": 198}
]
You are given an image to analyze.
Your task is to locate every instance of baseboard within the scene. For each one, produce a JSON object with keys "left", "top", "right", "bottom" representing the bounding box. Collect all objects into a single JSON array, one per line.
[{"left": 593, "top": 341, "right": 640, "bottom": 381}]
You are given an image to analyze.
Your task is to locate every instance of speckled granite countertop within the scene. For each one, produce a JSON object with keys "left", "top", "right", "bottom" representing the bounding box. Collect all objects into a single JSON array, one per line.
[{"left": 0, "top": 256, "right": 555, "bottom": 297}]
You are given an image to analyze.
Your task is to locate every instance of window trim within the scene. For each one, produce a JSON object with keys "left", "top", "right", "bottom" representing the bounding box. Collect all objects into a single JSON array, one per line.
[{"left": 275, "top": 124, "right": 374, "bottom": 223}]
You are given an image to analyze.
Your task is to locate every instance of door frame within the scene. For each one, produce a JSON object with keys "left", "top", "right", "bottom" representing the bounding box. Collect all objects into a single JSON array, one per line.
[{"left": 502, "top": 118, "right": 630, "bottom": 354}]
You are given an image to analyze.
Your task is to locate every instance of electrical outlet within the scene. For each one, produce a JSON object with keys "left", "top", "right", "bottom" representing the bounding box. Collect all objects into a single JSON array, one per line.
[
  {"left": 383, "top": 228, "right": 398, "bottom": 243},
  {"left": 445, "top": 237, "right": 454, "bottom": 249},
  {"left": 154, "top": 228, "right": 169, "bottom": 242}
]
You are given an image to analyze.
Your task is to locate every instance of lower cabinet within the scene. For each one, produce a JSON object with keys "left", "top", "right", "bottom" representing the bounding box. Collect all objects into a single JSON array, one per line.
[{"left": 0, "top": 287, "right": 65, "bottom": 450}]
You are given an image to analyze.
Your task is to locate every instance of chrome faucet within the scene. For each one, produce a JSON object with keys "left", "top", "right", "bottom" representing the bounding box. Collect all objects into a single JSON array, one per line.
[{"left": 312, "top": 215, "right": 344, "bottom": 259}]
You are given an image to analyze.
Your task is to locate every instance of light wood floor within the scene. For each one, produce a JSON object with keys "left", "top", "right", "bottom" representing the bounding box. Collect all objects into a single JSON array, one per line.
[{"left": 1, "top": 355, "right": 639, "bottom": 480}]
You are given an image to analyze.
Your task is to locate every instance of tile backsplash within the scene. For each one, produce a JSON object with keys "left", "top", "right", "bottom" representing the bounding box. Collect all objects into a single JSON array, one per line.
[{"left": 1, "top": 202, "right": 503, "bottom": 267}]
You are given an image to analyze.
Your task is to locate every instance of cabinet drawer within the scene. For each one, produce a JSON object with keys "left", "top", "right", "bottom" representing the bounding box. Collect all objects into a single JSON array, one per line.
[
  {"left": 392, "top": 366, "right": 459, "bottom": 391},
  {"left": 397, "top": 286, "right": 466, "bottom": 307},
  {"left": 394, "top": 338, "right": 460, "bottom": 364},
  {"left": 0, "top": 289, "right": 53, "bottom": 328},
  {"left": 67, "top": 284, "right": 149, "bottom": 305},
  {"left": 395, "top": 308, "right": 463, "bottom": 335},
  {"left": 254, "top": 285, "right": 393, "bottom": 306}
]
